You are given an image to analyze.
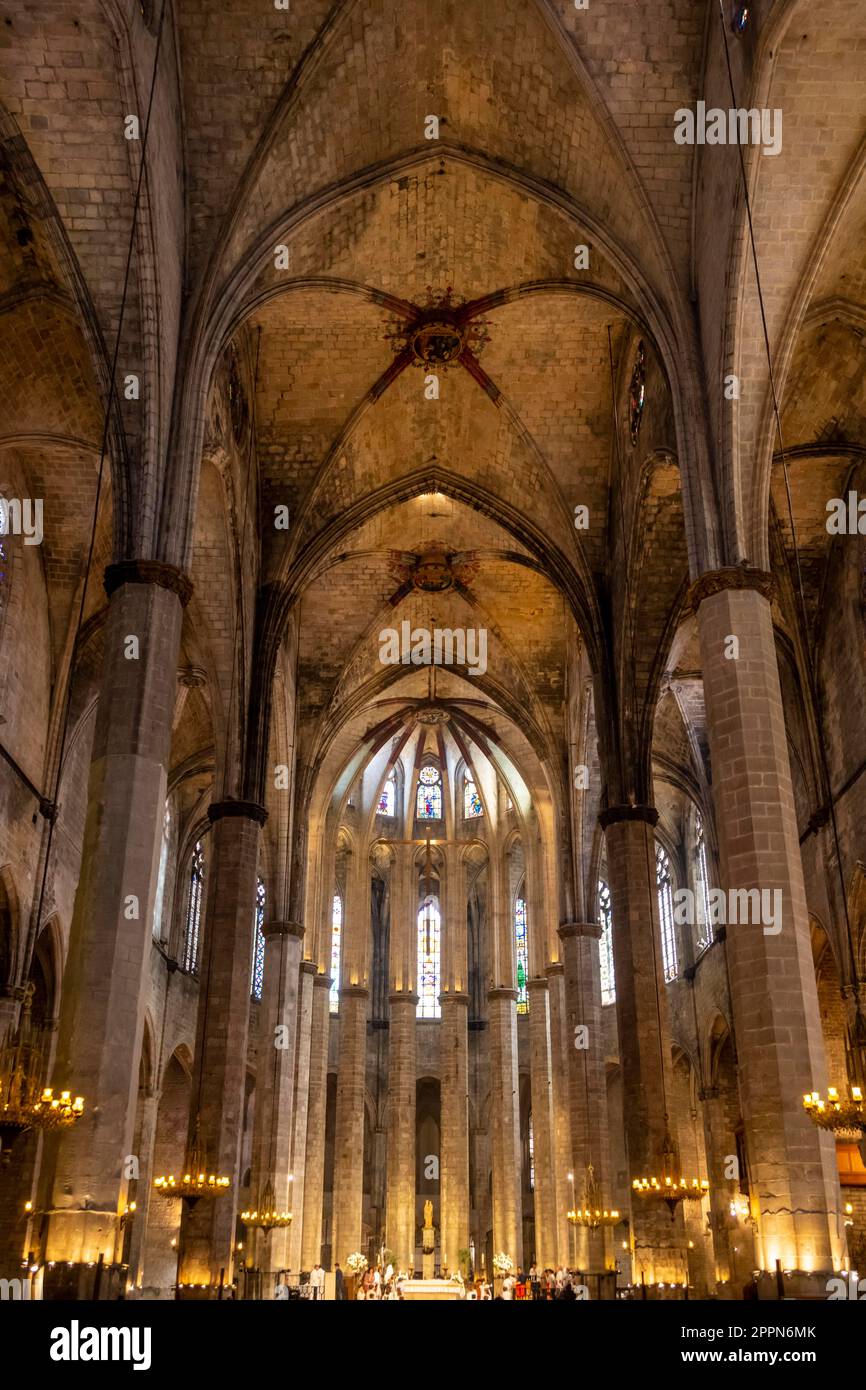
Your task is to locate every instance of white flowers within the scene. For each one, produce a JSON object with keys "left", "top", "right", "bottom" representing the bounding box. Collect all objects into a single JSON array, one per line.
[
  {"left": 346, "top": 1251, "right": 368, "bottom": 1274},
  {"left": 493, "top": 1252, "right": 513, "bottom": 1275}
]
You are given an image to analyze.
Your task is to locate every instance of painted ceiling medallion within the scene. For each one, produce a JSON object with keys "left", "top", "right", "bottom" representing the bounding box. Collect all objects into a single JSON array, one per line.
[
  {"left": 388, "top": 542, "right": 479, "bottom": 593},
  {"left": 385, "top": 286, "right": 490, "bottom": 369},
  {"left": 414, "top": 708, "right": 451, "bottom": 725}
]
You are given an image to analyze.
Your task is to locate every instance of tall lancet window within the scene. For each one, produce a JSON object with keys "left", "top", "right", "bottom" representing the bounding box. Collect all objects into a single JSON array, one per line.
[
  {"left": 417, "top": 765, "right": 442, "bottom": 820},
  {"left": 598, "top": 879, "right": 615, "bottom": 1005},
  {"left": 463, "top": 776, "right": 483, "bottom": 819},
  {"left": 251, "top": 877, "right": 266, "bottom": 1001},
  {"left": 181, "top": 840, "right": 205, "bottom": 975},
  {"left": 329, "top": 894, "right": 343, "bottom": 1014},
  {"left": 694, "top": 812, "right": 713, "bottom": 952},
  {"left": 152, "top": 804, "right": 171, "bottom": 940},
  {"left": 417, "top": 895, "right": 441, "bottom": 1019},
  {"left": 656, "top": 843, "right": 678, "bottom": 982},
  {"left": 515, "top": 896, "right": 529, "bottom": 1015},
  {"left": 377, "top": 774, "right": 396, "bottom": 816}
]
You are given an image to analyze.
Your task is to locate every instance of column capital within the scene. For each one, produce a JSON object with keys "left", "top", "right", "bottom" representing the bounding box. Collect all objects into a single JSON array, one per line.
[
  {"left": 688, "top": 566, "right": 774, "bottom": 611},
  {"left": 546, "top": 960, "right": 565, "bottom": 977},
  {"left": 698, "top": 1086, "right": 720, "bottom": 1102},
  {"left": 262, "top": 920, "right": 304, "bottom": 940},
  {"left": 525, "top": 976, "right": 549, "bottom": 992},
  {"left": 0, "top": 983, "right": 26, "bottom": 1002},
  {"left": 439, "top": 990, "right": 470, "bottom": 1006},
  {"left": 208, "top": 798, "right": 268, "bottom": 826},
  {"left": 389, "top": 990, "right": 419, "bottom": 1006},
  {"left": 598, "top": 803, "right": 658, "bottom": 830},
  {"left": 178, "top": 664, "right": 207, "bottom": 689},
  {"left": 312, "top": 972, "right": 333, "bottom": 989},
  {"left": 300, "top": 960, "right": 318, "bottom": 976},
  {"left": 104, "top": 559, "right": 194, "bottom": 607},
  {"left": 558, "top": 921, "right": 603, "bottom": 941},
  {"left": 341, "top": 984, "right": 369, "bottom": 1000},
  {"left": 487, "top": 986, "right": 518, "bottom": 1002}
]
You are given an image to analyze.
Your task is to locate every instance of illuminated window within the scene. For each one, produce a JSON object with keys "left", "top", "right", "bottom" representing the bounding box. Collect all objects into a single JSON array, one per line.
[
  {"left": 731, "top": 4, "right": 749, "bottom": 35},
  {"left": 251, "top": 878, "right": 266, "bottom": 1001},
  {"left": 528, "top": 1114, "right": 535, "bottom": 1190},
  {"left": 628, "top": 340, "right": 646, "bottom": 447},
  {"left": 152, "top": 804, "right": 171, "bottom": 940},
  {"left": 377, "top": 775, "right": 396, "bottom": 816},
  {"left": 656, "top": 844, "right": 678, "bottom": 982},
  {"left": 463, "top": 777, "right": 483, "bottom": 819},
  {"left": 598, "top": 879, "right": 615, "bottom": 1005},
  {"left": 417, "top": 765, "right": 442, "bottom": 820},
  {"left": 694, "top": 813, "right": 713, "bottom": 952},
  {"left": 181, "top": 840, "right": 205, "bottom": 974},
  {"left": 417, "top": 895, "right": 441, "bottom": 1018},
  {"left": 515, "top": 896, "right": 529, "bottom": 1015},
  {"left": 329, "top": 894, "right": 342, "bottom": 1014}
]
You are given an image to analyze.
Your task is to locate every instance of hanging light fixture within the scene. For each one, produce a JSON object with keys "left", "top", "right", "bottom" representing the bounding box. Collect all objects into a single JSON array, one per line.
[
  {"left": 631, "top": 1134, "right": 709, "bottom": 1216},
  {"left": 567, "top": 1163, "right": 621, "bottom": 1229},
  {"left": 152, "top": 1113, "right": 230, "bottom": 1207},
  {"left": 0, "top": 985, "right": 83, "bottom": 1157},
  {"left": 240, "top": 1178, "right": 293, "bottom": 1233},
  {"left": 802, "top": 1086, "right": 865, "bottom": 1141}
]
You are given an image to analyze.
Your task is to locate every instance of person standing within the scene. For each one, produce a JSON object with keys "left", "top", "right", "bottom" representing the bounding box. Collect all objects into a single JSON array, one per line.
[
  {"left": 309, "top": 1262, "right": 325, "bottom": 1301},
  {"left": 334, "top": 1262, "right": 346, "bottom": 1301},
  {"left": 502, "top": 1272, "right": 516, "bottom": 1300},
  {"left": 529, "top": 1263, "right": 540, "bottom": 1301}
]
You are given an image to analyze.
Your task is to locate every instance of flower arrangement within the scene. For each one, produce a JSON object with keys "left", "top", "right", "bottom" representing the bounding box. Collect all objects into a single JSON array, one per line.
[
  {"left": 346, "top": 1251, "right": 368, "bottom": 1275},
  {"left": 492, "top": 1252, "right": 513, "bottom": 1275}
]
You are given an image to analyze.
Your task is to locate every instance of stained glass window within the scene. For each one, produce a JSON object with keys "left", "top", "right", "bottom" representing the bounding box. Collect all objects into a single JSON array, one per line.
[
  {"left": 152, "top": 804, "right": 171, "bottom": 940},
  {"left": 731, "top": 4, "right": 749, "bottom": 35},
  {"left": 417, "top": 895, "right": 441, "bottom": 1018},
  {"left": 656, "top": 843, "right": 678, "bottom": 982},
  {"left": 528, "top": 1114, "right": 535, "bottom": 1190},
  {"left": 463, "top": 777, "right": 483, "bottom": 819},
  {"left": 628, "top": 340, "right": 646, "bottom": 447},
  {"left": 0, "top": 498, "right": 8, "bottom": 622},
  {"left": 515, "top": 897, "right": 529, "bottom": 1015},
  {"left": 598, "top": 879, "right": 615, "bottom": 1005},
  {"left": 377, "top": 775, "right": 396, "bottom": 816},
  {"left": 181, "top": 840, "right": 204, "bottom": 975},
  {"left": 417, "top": 764, "right": 442, "bottom": 820},
  {"left": 694, "top": 813, "right": 713, "bottom": 952},
  {"left": 329, "top": 894, "right": 342, "bottom": 1014},
  {"left": 250, "top": 878, "right": 266, "bottom": 1001}
]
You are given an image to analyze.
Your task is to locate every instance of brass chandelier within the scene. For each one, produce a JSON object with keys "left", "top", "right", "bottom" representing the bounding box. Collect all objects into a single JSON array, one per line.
[
  {"left": 240, "top": 1178, "right": 293, "bottom": 1233},
  {"left": 632, "top": 1137, "right": 709, "bottom": 1216},
  {"left": 153, "top": 1114, "right": 230, "bottom": 1205},
  {"left": 568, "top": 1164, "right": 621, "bottom": 1229},
  {"left": 802, "top": 1084, "right": 865, "bottom": 1141},
  {"left": 0, "top": 986, "right": 83, "bottom": 1156}
]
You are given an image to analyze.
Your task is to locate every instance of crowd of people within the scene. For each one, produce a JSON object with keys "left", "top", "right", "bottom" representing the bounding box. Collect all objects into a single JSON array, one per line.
[{"left": 301, "top": 1260, "right": 588, "bottom": 1300}]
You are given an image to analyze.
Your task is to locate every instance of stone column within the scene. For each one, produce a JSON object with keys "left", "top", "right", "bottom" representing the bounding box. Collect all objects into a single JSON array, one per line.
[
  {"left": 179, "top": 798, "right": 267, "bottom": 1290},
  {"left": 559, "top": 921, "right": 614, "bottom": 1272},
  {"left": 547, "top": 962, "right": 575, "bottom": 1267},
  {"left": 44, "top": 562, "right": 190, "bottom": 1271},
  {"left": 525, "top": 977, "right": 558, "bottom": 1269},
  {"left": 692, "top": 568, "right": 842, "bottom": 1275},
  {"left": 386, "top": 993, "right": 417, "bottom": 1270},
  {"left": 488, "top": 987, "right": 522, "bottom": 1269},
  {"left": 440, "top": 992, "right": 470, "bottom": 1274},
  {"left": 600, "top": 805, "right": 686, "bottom": 1284},
  {"left": 249, "top": 920, "right": 304, "bottom": 1283},
  {"left": 287, "top": 960, "right": 316, "bottom": 1273},
  {"left": 299, "top": 972, "right": 331, "bottom": 1269},
  {"left": 331, "top": 984, "right": 369, "bottom": 1266}
]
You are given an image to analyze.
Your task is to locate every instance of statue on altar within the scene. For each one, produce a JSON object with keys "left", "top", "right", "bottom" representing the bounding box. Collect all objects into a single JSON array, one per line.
[{"left": 422, "top": 1199, "right": 435, "bottom": 1253}]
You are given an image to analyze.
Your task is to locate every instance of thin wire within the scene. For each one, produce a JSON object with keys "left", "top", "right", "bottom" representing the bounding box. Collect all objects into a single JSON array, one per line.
[
  {"left": 718, "top": 0, "right": 861, "bottom": 1016},
  {"left": 193, "top": 327, "right": 263, "bottom": 1124},
  {"left": 29, "top": 2, "right": 167, "bottom": 993},
  {"left": 606, "top": 326, "right": 673, "bottom": 1136}
]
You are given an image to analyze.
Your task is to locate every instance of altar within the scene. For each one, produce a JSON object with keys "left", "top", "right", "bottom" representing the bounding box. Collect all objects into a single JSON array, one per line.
[{"left": 399, "top": 1279, "right": 465, "bottom": 1301}]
